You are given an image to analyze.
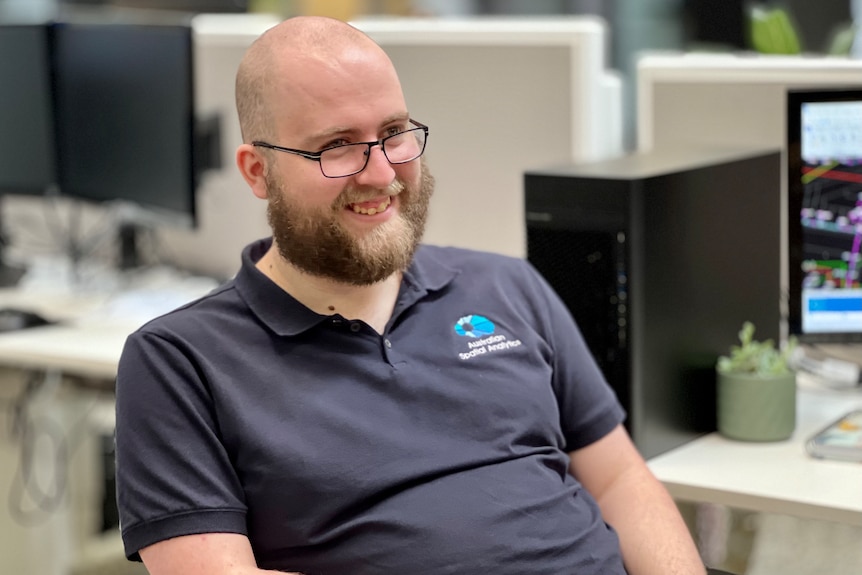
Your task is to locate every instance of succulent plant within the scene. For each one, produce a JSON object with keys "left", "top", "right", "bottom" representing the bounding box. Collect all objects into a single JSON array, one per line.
[{"left": 717, "top": 322, "right": 796, "bottom": 376}]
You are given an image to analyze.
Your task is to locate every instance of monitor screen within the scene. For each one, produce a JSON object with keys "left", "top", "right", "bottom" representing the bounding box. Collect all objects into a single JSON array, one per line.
[
  {"left": 0, "top": 24, "right": 56, "bottom": 196},
  {"left": 52, "top": 21, "right": 196, "bottom": 226},
  {"left": 787, "top": 88, "right": 862, "bottom": 342}
]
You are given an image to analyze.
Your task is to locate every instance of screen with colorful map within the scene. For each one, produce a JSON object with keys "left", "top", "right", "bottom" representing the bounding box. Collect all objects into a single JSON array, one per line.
[{"left": 787, "top": 88, "right": 862, "bottom": 341}]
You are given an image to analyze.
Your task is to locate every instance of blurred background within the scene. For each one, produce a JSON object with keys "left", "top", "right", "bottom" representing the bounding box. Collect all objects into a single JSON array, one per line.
[
  {"left": 0, "top": 2, "right": 859, "bottom": 575},
  {"left": 1, "top": 0, "right": 859, "bottom": 151}
]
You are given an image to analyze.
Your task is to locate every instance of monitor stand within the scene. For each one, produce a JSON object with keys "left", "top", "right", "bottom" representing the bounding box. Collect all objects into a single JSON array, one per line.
[{"left": 118, "top": 222, "right": 142, "bottom": 271}]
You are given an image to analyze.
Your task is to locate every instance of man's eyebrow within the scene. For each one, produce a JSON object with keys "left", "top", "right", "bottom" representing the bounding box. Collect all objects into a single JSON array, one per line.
[
  {"left": 380, "top": 113, "right": 410, "bottom": 126},
  {"left": 306, "top": 114, "right": 411, "bottom": 144},
  {"left": 306, "top": 126, "right": 354, "bottom": 145}
]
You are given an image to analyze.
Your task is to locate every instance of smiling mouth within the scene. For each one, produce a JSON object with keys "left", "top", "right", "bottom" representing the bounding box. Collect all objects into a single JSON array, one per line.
[{"left": 349, "top": 196, "right": 392, "bottom": 215}]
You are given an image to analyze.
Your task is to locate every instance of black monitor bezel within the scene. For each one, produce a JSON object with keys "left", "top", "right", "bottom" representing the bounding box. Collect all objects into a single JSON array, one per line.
[
  {"left": 787, "top": 86, "right": 862, "bottom": 343},
  {"left": 0, "top": 24, "right": 57, "bottom": 197},
  {"left": 50, "top": 19, "right": 198, "bottom": 229}
]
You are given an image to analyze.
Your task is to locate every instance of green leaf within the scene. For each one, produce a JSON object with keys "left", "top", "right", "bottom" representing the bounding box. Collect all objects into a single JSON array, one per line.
[{"left": 749, "top": 6, "right": 802, "bottom": 54}]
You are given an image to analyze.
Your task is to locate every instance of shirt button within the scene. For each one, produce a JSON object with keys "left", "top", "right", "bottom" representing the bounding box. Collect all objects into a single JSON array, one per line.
[
  {"left": 350, "top": 322, "right": 361, "bottom": 332},
  {"left": 384, "top": 339, "right": 392, "bottom": 348}
]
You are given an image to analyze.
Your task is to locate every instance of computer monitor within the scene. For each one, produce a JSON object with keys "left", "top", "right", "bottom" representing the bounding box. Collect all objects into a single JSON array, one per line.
[
  {"left": 787, "top": 87, "right": 862, "bottom": 343},
  {"left": 0, "top": 24, "right": 56, "bottom": 285},
  {"left": 0, "top": 25, "right": 56, "bottom": 196},
  {"left": 52, "top": 20, "right": 198, "bottom": 268}
]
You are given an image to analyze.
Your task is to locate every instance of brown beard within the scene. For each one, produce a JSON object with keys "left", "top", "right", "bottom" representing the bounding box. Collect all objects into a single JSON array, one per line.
[{"left": 265, "top": 162, "right": 434, "bottom": 285}]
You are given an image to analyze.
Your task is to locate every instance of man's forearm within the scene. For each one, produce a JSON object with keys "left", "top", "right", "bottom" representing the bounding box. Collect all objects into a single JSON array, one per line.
[
  {"left": 595, "top": 464, "right": 706, "bottom": 575},
  {"left": 138, "top": 533, "right": 304, "bottom": 575}
]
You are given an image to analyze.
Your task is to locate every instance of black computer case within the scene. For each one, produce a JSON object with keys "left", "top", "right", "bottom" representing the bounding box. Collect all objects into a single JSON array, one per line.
[{"left": 525, "top": 147, "right": 783, "bottom": 458}]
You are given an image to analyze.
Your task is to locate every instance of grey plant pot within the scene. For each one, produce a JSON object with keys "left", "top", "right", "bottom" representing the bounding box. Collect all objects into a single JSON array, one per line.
[{"left": 717, "top": 370, "right": 797, "bottom": 441}]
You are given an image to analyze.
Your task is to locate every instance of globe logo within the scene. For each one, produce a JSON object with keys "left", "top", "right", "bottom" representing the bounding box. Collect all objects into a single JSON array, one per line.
[{"left": 454, "top": 314, "right": 495, "bottom": 337}]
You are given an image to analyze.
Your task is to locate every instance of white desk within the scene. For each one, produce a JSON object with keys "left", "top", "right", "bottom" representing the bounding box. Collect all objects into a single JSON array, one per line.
[
  {"left": 0, "top": 321, "right": 135, "bottom": 380},
  {"left": 648, "top": 382, "right": 862, "bottom": 527},
  {"left": 0, "top": 278, "right": 217, "bottom": 381}
]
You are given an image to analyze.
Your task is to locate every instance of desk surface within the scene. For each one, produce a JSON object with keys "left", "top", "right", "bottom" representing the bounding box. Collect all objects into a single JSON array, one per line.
[
  {"left": 0, "top": 279, "right": 215, "bottom": 380},
  {"left": 0, "top": 321, "right": 135, "bottom": 380},
  {"left": 648, "top": 381, "right": 862, "bottom": 526}
]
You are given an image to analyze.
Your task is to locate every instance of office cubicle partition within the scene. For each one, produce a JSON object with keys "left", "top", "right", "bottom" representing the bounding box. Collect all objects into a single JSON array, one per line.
[{"left": 353, "top": 17, "right": 624, "bottom": 258}]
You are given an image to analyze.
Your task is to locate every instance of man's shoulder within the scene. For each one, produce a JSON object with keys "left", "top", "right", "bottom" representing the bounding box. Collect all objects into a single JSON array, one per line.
[
  {"left": 130, "top": 278, "right": 242, "bottom": 340},
  {"left": 415, "top": 244, "right": 528, "bottom": 273},
  {"left": 411, "top": 245, "right": 558, "bottom": 315}
]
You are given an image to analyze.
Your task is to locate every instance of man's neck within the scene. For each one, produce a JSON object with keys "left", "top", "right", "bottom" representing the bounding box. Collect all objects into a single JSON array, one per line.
[{"left": 256, "top": 244, "right": 402, "bottom": 335}]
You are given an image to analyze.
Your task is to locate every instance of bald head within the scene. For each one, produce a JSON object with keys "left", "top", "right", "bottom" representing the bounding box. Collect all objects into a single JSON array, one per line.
[{"left": 235, "top": 16, "right": 395, "bottom": 144}]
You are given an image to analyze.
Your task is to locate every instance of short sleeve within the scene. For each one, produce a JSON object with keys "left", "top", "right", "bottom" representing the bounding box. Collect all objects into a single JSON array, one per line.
[{"left": 115, "top": 329, "right": 247, "bottom": 560}]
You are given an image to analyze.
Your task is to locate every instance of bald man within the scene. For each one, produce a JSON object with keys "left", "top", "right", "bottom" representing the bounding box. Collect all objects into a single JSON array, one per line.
[{"left": 114, "top": 16, "right": 707, "bottom": 575}]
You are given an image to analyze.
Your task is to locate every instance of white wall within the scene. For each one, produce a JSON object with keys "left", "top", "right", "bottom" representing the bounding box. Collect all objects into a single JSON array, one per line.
[{"left": 637, "top": 53, "right": 862, "bottom": 152}]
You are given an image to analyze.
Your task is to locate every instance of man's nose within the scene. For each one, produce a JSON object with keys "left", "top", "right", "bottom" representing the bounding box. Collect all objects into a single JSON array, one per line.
[{"left": 353, "top": 144, "right": 396, "bottom": 189}]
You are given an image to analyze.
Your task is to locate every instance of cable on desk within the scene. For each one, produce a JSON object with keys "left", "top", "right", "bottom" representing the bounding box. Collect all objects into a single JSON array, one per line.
[
  {"left": 4, "top": 370, "right": 102, "bottom": 527},
  {"left": 8, "top": 194, "right": 149, "bottom": 278},
  {"left": 791, "top": 345, "right": 862, "bottom": 390}
]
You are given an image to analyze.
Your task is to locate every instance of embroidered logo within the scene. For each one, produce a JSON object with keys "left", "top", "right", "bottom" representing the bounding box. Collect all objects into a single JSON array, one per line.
[
  {"left": 454, "top": 314, "right": 522, "bottom": 360},
  {"left": 454, "top": 314, "right": 495, "bottom": 337}
]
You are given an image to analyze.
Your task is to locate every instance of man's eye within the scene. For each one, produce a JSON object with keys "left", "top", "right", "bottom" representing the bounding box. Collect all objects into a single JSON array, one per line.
[
  {"left": 322, "top": 139, "right": 349, "bottom": 150},
  {"left": 385, "top": 126, "right": 405, "bottom": 137}
]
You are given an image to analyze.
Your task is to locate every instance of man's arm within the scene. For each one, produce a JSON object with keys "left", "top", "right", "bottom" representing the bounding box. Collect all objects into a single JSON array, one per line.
[
  {"left": 139, "top": 533, "right": 302, "bottom": 575},
  {"left": 568, "top": 424, "right": 706, "bottom": 575}
]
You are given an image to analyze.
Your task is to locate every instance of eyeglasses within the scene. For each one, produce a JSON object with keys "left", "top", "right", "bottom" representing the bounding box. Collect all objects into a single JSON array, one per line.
[{"left": 252, "top": 119, "right": 429, "bottom": 178}]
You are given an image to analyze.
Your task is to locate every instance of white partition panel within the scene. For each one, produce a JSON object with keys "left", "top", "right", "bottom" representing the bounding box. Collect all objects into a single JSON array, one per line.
[
  {"left": 637, "top": 53, "right": 862, "bottom": 152},
  {"left": 354, "top": 17, "right": 623, "bottom": 258}
]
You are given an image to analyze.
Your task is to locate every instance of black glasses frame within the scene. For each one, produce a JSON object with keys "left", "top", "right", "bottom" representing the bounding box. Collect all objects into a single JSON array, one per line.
[{"left": 252, "top": 119, "right": 429, "bottom": 178}]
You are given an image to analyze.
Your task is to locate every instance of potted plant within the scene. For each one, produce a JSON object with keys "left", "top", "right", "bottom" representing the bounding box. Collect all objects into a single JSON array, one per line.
[{"left": 716, "top": 322, "right": 797, "bottom": 441}]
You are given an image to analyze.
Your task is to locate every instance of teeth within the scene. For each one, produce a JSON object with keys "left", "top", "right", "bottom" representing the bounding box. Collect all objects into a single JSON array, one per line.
[{"left": 351, "top": 197, "right": 391, "bottom": 215}]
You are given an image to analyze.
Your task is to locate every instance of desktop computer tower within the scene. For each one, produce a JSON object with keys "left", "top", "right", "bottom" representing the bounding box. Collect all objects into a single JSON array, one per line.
[{"left": 525, "top": 147, "right": 783, "bottom": 458}]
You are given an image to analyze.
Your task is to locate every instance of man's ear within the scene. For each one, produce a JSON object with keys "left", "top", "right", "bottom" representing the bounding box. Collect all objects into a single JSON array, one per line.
[{"left": 236, "top": 143, "right": 269, "bottom": 199}]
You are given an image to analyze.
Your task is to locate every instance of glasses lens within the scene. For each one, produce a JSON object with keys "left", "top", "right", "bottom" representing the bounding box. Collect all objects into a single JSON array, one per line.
[
  {"left": 383, "top": 128, "right": 426, "bottom": 164},
  {"left": 319, "top": 144, "right": 369, "bottom": 177}
]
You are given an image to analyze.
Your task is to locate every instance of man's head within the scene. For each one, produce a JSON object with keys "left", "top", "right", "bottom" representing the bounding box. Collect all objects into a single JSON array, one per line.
[{"left": 234, "top": 16, "right": 434, "bottom": 286}]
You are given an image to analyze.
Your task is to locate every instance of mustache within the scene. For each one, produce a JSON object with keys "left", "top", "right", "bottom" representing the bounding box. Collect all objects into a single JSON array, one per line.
[{"left": 334, "top": 178, "right": 406, "bottom": 209}]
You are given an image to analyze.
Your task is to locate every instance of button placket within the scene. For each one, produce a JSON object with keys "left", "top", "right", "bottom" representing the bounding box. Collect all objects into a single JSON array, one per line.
[{"left": 380, "top": 335, "right": 398, "bottom": 366}]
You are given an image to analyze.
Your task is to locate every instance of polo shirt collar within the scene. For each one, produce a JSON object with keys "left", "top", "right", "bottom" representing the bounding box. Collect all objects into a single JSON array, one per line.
[{"left": 235, "top": 238, "right": 459, "bottom": 337}]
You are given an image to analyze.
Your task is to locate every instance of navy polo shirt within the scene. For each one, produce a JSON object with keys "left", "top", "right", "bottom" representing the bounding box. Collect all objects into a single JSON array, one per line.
[{"left": 115, "top": 237, "right": 627, "bottom": 574}]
